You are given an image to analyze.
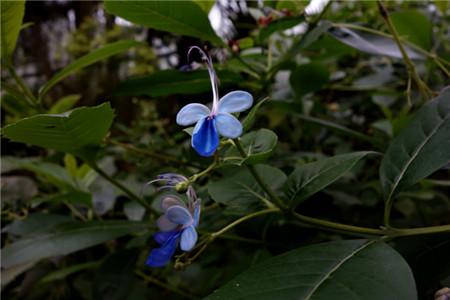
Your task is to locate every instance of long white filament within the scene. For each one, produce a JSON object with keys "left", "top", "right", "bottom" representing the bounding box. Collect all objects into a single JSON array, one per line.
[{"left": 188, "top": 46, "right": 220, "bottom": 116}]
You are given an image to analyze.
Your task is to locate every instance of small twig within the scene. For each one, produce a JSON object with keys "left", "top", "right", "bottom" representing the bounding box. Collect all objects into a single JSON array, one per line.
[
  {"left": 377, "top": 1, "right": 432, "bottom": 101},
  {"left": 64, "top": 201, "right": 87, "bottom": 222},
  {"left": 211, "top": 207, "right": 281, "bottom": 239},
  {"left": 177, "top": 208, "right": 280, "bottom": 265}
]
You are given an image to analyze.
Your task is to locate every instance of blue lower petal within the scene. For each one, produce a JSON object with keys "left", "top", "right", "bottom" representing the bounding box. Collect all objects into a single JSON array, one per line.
[
  {"left": 154, "top": 230, "right": 178, "bottom": 245},
  {"left": 192, "top": 117, "right": 219, "bottom": 157},
  {"left": 146, "top": 231, "right": 181, "bottom": 267}
]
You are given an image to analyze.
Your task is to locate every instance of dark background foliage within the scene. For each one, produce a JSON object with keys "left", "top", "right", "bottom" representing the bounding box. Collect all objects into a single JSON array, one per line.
[{"left": 1, "top": 1, "right": 449, "bottom": 299}]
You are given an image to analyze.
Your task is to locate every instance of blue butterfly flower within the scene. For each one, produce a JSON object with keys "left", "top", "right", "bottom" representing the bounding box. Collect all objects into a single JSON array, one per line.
[
  {"left": 146, "top": 196, "right": 201, "bottom": 267},
  {"left": 176, "top": 47, "right": 253, "bottom": 157}
]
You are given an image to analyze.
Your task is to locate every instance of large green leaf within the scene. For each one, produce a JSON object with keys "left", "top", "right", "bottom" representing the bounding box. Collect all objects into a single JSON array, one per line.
[
  {"left": 1, "top": 221, "right": 149, "bottom": 268},
  {"left": 380, "top": 87, "right": 450, "bottom": 201},
  {"left": 2, "top": 102, "right": 114, "bottom": 154},
  {"left": 284, "top": 152, "right": 375, "bottom": 207},
  {"left": 3, "top": 213, "right": 72, "bottom": 237},
  {"left": 225, "top": 129, "right": 278, "bottom": 165},
  {"left": 205, "top": 239, "right": 417, "bottom": 300},
  {"left": 104, "top": 1, "right": 221, "bottom": 44},
  {"left": 208, "top": 165, "right": 286, "bottom": 214},
  {"left": 391, "top": 10, "right": 432, "bottom": 50},
  {"left": 1, "top": 0, "right": 25, "bottom": 61},
  {"left": 114, "top": 70, "right": 241, "bottom": 97},
  {"left": 39, "top": 40, "right": 141, "bottom": 98}
]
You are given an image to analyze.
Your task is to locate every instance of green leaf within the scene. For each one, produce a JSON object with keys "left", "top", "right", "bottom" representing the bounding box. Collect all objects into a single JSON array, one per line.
[
  {"left": 104, "top": 1, "right": 221, "bottom": 44},
  {"left": 391, "top": 10, "right": 432, "bottom": 50},
  {"left": 2, "top": 157, "right": 77, "bottom": 190},
  {"left": 225, "top": 129, "right": 278, "bottom": 165},
  {"left": 39, "top": 41, "right": 141, "bottom": 98},
  {"left": 259, "top": 16, "right": 305, "bottom": 42},
  {"left": 294, "top": 20, "right": 332, "bottom": 50},
  {"left": 31, "top": 191, "right": 92, "bottom": 208},
  {"left": 1, "top": 221, "right": 149, "bottom": 268},
  {"left": 434, "top": 0, "right": 449, "bottom": 14},
  {"left": 2, "top": 102, "right": 114, "bottom": 154},
  {"left": 205, "top": 239, "right": 417, "bottom": 300},
  {"left": 3, "top": 213, "right": 72, "bottom": 237},
  {"left": 1, "top": 261, "right": 38, "bottom": 289},
  {"left": 192, "top": 0, "right": 216, "bottom": 13},
  {"left": 48, "top": 94, "right": 81, "bottom": 114},
  {"left": 380, "top": 87, "right": 450, "bottom": 201},
  {"left": 276, "top": 0, "right": 306, "bottom": 12},
  {"left": 242, "top": 97, "right": 269, "bottom": 131},
  {"left": 290, "top": 62, "right": 329, "bottom": 98},
  {"left": 329, "top": 25, "right": 424, "bottom": 60},
  {"left": 40, "top": 261, "right": 101, "bottom": 284},
  {"left": 284, "top": 151, "right": 375, "bottom": 206},
  {"left": 64, "top": 153, "right": 78, "bottom": 178},
  {"left": 1, "top": 0, "right": 25, "bottom": 61},
  {"left": 114, "top": 70, "right": 241, "bottom": 97},
  {"left": 208, "top": 165, "right": 286, "bottom": 213}
]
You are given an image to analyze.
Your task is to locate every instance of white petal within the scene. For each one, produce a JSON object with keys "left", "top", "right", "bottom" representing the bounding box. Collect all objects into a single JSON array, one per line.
[
  {"left": 166, "top": 205, "right": 193, "bottom": 225},
  {"left": 176, "top": 103, "right": 210, "bottom": 126},
  {"left": 180, "top": 226, "right": 198, "bottom": 251},
  {"left": 218, "top": 91, "right": 253, "bottom": 114},
  {"left": 215, "top": 113, "right": 243, "bottom": 138}
]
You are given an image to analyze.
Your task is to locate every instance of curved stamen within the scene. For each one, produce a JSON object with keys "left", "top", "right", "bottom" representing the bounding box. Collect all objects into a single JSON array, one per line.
[{"left": 188, "top": 46, "right": 220, "bottom": 115}]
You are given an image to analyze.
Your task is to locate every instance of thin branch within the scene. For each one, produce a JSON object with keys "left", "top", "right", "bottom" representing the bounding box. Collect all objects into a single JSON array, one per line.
[
  {"left": 233, "top": 139, "right": 287, "bottom": 209},
  {"left": 90, "top": 163, "right": 156, "bottom": 214}
]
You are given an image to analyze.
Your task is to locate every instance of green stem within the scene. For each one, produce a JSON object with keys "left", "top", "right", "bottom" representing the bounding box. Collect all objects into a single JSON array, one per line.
[
  {"left": 292, "top": 212, "right": 385, "bottom": 236},
  {"left": 177, "top": 208, "right": 280, "bottom": 265},
  {"left": 211, "top": 207, "right": 281, "bottom": 238},
  {"left": 292, "top": 212, "right": 450, "bottom": 237},
  {"left": 90, "top": 163, "right": 155, "bottom": 213},
  {"left": 188, "top": 159, "right": 218, "bottom": 183},
  {"left": 384, "top": 199, "right": 393, "bottom": 228},
  {"left": 64, "top": 201, "right": 87, "bottom": 222},
  {"left": 389, "top": 224, "right": 450, "bottom": 237},
  {"left": 233, "top": 139, "right": 287, "bottom": 209},
  {"left": 433, "top": 56, "right": 450, "bottom": 78},
  {"left": 377, "top": 1, "right": 431, "bottom": 101},
  {"left": 136, "top": 271, "right": 196, "bottom": 300},
  {"left": 230, "top": 50, "right": 261, "bottom": 80},
  {"left": 267, "top": 37, "right": 273, "bottom": 71}
]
